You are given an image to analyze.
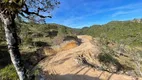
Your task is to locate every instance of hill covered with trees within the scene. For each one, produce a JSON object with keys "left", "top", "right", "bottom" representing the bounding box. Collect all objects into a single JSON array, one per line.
[{"left": 80, "top": 19, "right": 142, "bottom": 47}]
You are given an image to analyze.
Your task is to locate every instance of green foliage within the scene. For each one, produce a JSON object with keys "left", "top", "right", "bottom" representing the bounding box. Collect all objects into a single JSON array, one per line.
[
  {"left": 0, "top": 65, "right": 18, "bottom": 80},
  {"left": 0, "top": 0, "right": 24, "bottom": 13},
  {"left": 97, "top": 37, "right": 139, "bottom": 75},
  {"left": 0, "top": 21, "right": 78, "bottom": 46},
  {"left": 23, "top": 36, "right": 33, "bottom": 45},
  {"left": 80, "top": 21, "right": 142, "bottom": 47},
  {"left": 98, "top": 39, "right": 123, "bottom": 72},
  {"left": 98, "top": 53, "right": 118, "bottom": 66},
  {"left": 19, "top": 22, "right": 76, "bottom": 37}
]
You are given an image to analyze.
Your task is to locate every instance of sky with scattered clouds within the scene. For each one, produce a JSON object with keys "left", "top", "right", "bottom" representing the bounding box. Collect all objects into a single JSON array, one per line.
[{"left": 45, "top": 0, "right": 142, "bottom": 28}]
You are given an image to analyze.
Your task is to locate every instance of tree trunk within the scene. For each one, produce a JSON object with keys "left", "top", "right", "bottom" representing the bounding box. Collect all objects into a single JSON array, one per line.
[{"left": 0, "top": 13, "right": 27, "bottom": 80}]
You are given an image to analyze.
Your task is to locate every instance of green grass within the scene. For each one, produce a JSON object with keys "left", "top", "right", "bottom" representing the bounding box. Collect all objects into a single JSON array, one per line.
[{"left": 0, "top": 65, "right": 18, "bottom": 80}]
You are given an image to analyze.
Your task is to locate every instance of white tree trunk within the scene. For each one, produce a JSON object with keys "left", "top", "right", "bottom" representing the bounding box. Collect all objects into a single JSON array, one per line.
[{"left": 0, "top": 13, "right": 27, "bottom": 80}]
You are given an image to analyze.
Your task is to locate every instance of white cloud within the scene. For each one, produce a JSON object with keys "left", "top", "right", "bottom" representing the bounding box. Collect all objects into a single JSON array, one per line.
[
  {"left": 110, "top": 2, "right": 142, "bottom": 17},
  {"left": 48, "top": 1, "right": 142, "bottom": 28},
  {"left": 110, "top": 2, "right": 142, "bottom": 10}
]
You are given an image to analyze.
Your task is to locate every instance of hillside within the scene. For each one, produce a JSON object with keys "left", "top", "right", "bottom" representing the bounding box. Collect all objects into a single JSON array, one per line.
[
  {"left": 0, "top": 21, "right": 78, "bottom": 43},
  {"left": 80, "top": 19, "right": 142, "bottom": 47},
  {"left": 1, "top": 19, "right": 142, "bottom": 80}
]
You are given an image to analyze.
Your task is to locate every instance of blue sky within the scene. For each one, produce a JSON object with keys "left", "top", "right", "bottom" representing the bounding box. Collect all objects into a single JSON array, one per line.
[{"left": 45, "top": 0, "right": 142, "bottom": 28}]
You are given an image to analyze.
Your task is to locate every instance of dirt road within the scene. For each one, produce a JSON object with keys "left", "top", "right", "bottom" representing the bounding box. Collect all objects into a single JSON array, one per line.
[{"left": 38, "top": 35, "right": 142, "bottom": 80}]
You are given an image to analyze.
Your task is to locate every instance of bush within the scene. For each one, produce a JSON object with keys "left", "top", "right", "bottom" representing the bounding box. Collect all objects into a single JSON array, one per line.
[
  {"left": 98, "top": 53, "right": 118, "bottom": 65},
  {"left": 23, "top": 37, "right": 33, "bottom": 45},
  {"left": 46, "top": 30, "right": 58, "bottom": 38},
  {"left": 0, "top": 65, "right": 18, "bottom": 80},
  {"left": 32, "top": 41, "right": 50, "bottom": 47},
  {"left": 63, "top": 36, "right": 78, "bottom": 41},
  {"left": 52, "top": 35, "right": 64, "bottom": 45},
  {"left": 97, "top": 37, "right": 134, "bottom": 73}
]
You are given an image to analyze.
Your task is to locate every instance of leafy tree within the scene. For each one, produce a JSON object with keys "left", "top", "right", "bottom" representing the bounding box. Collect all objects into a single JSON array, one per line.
[{"left": 0, "top": 0, "right": 59, "bottom": 80}]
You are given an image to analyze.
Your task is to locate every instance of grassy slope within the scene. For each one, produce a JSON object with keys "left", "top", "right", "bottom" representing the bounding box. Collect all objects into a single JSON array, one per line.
[{"left": 80, "top": 21, "right": 142, "bottom": 47}]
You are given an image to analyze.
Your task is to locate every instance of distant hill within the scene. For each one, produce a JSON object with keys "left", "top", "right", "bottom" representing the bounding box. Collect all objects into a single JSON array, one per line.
[
  {"left": 131, "top": 18, "right": 142, "bottom": 23},
  {"left": 79, "top": 19, "right": 142, "bottom": 46}
]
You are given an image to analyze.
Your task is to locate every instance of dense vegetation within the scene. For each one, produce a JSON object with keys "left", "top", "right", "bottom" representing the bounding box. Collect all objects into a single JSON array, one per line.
[
  {"left": 97, "top": 36, "right": 142, "bottom": 76},
  {"left": 80, "top": 20, "right": 142, "bottom": 47}
]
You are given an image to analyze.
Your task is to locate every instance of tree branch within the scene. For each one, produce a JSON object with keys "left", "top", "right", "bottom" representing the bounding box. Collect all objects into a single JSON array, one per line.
[{"left": 21, "top": 4, "right": 52, "bottom": 19}]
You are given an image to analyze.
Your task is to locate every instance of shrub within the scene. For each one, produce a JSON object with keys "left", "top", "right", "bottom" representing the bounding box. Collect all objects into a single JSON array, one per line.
[
  {"left": 32, "top": 41, "right": 50, "bottom": 47},
  {"left": 0, "top": 65, "right": 18, "bottom": 80},
  {"left": 52, "top": 35, "right": 64, "bottom": 45},
  {"left": 98, "top": 37, "right": 134, "bottom": 73},
  {"left": 23, "top": 36, "right": 33, "bottom": 45}
]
